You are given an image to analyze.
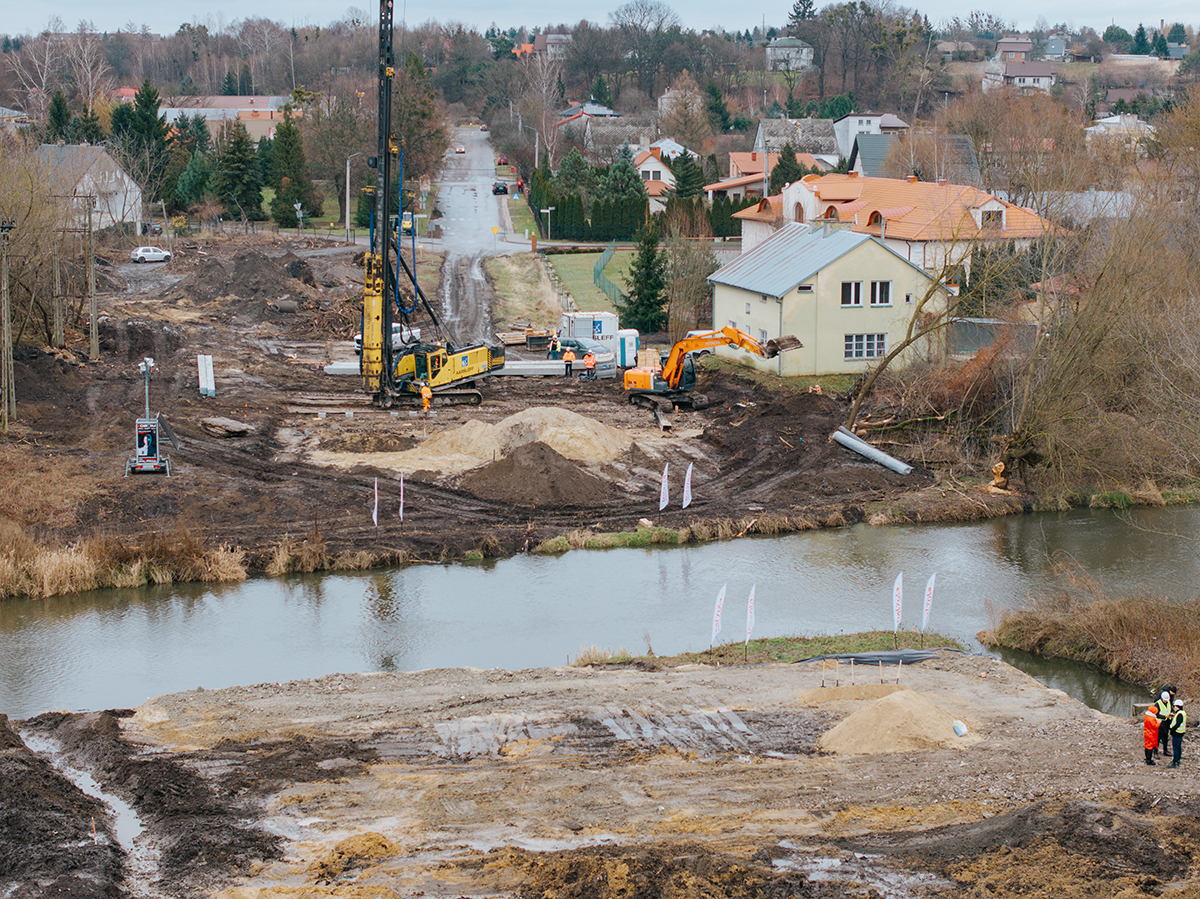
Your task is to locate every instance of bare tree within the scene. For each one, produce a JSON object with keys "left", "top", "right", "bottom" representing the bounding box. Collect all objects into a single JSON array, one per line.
[
  {"left": 520, "top": 51, "right": 564, "bottom": 172},
  {"left": 67, "top": 22, "right": 114, "bottom": 109},
  {"left": 610, "top": 0, "right": 681, "bottom": 100},
  {"left": 9, "top": 18, "right": 66, "bottom": 121}
]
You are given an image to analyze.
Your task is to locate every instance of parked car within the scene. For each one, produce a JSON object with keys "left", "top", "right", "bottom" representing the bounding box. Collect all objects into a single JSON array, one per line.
[
  {"left": 558, "top": 337, "right": 617, "bottom": 379},
  {"left": 140, "top": 222, "right": 162, "bottom": 236},
  {"left": 130, "top": 246, "right": 171, "bottom": 263},
  {"left": 492, "top": 181, "right": 508, "bottom": 195},
  {"left": 354, "top": 323, "right": 423, "bottom": 356},
  {"left": 497, "top": 154, "right": 508, "bottom": 165},
  {"left": 480, "top": 123, "right": 488, "bottom": 131},
  {"left": 455, "top": 145, "right": 466, "bottom": 154}
]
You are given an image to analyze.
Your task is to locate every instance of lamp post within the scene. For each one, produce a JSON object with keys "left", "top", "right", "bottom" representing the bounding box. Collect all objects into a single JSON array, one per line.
[
  {"left": 0, "top": 217, "right": 14, "bottom": 433},
  {"left": 345, "top": 152, "right": 363, "bottom": 242},
  {"left": 540, "top": 206, "right": 555, "bottom": 241},
  {"left": 294, "top": 201, "right": 303, "bottom": 236}
]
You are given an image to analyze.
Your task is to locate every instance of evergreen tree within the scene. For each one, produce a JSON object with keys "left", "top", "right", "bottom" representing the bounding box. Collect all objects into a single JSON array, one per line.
[
  {"left": 705, "top": 83, "right": 731, "bottom": 132},
  {"left": 238, "top": 62, "right": 254, "bottom": 95},
  {"left": 68, "top": 106, "right": 105, "bottom": 143},
  {"left": 602, "top": 144, "right": 647, "bottom": 202},
  {"left": 269, "top": 106, "right": 318, "bottom": 227},
  {"left": 111, "top": 80, "right": 170, "bottom": 198},
  {"left": 221, "top": 71, "right": 238, "bottom": 95},
  {"left": 47, "top": 91, "right": 70, "bottom": 142},
  {"left": 1168, "top": 22, "right": 1187, "bottom": 43},
  {"left": 160, "top": 143, "right": 191, "bottom": 211},
  {"left": 1152, "top": 32, "right": 1170, "bottom": 58},
  {"left": 666, "top": 152, "right": 705, "bottom": 198},
  {"left": 1131, "top": 24, "right": 1151, "bottom": 54},
  {"left": 175, "top": 150, "right": 211, "bottom": 208},
  {"left": 592, "top": 74, "right": 614, "bottom": 108},
  {"left": 213, "top": 121, "right": 263, "bottom": 221},
  {"left": 554, "top": 147, "right": 594, "bottom": 202},
  {"left": 619, "top": 227, "right": 667, "bottom": 333},
  {"left": 769, "top": 144, "right": 806, "bottom": 194},
  {"left": 256, "top": 136, "right": 275, "bottom": 187}
]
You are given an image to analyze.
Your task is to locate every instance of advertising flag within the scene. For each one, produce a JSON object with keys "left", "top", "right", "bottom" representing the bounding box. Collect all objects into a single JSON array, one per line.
[
  {"left": 711, "top": 583, "right": 726, "bottom": 646},
  {"left": 372, "top": 477, "right": 379, "bottom": 527},
  {"left": 399, "top": 473, "right": 404, "bottom": 522},
  {"left": 922, "top": 572, "right": 936, "bottom": 633},
  {"left": 892, "top": 572, "right": 903, "bottom": 632},
  {"left": 745, "top": 585, "right": 756, "bottom": 644},
  {"left": 659, "top": 462, "right": 669, "bottom": 511},
  {"left": 682, "top": 463, "right": 694, "bottom": 509}
]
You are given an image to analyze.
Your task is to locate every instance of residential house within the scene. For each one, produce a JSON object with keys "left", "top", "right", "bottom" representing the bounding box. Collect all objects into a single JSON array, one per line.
[
  {"left": 765, "top": 37, "right": 814, "bottom": 70},
  {"left": 35, "top": 144, "right": 144, "bottom": 232},
  {"left": 708, "top": 221, "right": 949, "bottom": 376},
  {"left": 582, "top": 116, "right": 659, "bottom": 164},
  {"left": 657, "top": 88, "right": 703, "bottom": 118},
  {"left": 752, "top": 117, "right": 838, "bottom": 160},
  {"left": 832, "top": 112, "right": 909, "bottom": 159},
  {"left": 707, "top": 147, "right": 828, "bottom": 202},
  {"left": 513, "top": 32, "right": 572, "bottom": 59},
  {"left": 1085, "top": 113, "right": 1155, "bottom": 153},
  {"left": 728, "top": 151, "right": 778, "bottom": 179},
  {"left": 0, "top": 106, "right": 31, "bottom": 134},
  {"left": 1042, "top": 35, "right": 1067, "bottom": 59},
  {"left": 559, "top": 99, "right": 619, "bottom": 120},
  {"left": 1167, "top": 42, "right": 1189, "bottom": 60},
  {"left": 936, "top": 40, "right": 979, "bottom": 60},
  {"left": 634, "top": 141, "right": 697, "bottom": 212},
  {"left": 848, "top": 133, "right": 981, "bottom": 184},
  {"left": 731, "top": 196, "right": 784, "bottom": 249},
  {"left": 779, "top": 171, "right": 1056, "bottom": 274},
  {"left": 983, "top": 61, "right": 1058, "bottom": 94},
  {"left": 160, "top": 95, "right": 292, "bottom": 142},
  {"left": 995, "top": 35, "right": 1033, "bottom": 61}
]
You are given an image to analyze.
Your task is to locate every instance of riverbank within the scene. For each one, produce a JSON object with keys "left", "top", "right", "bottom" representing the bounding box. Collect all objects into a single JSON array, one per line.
[{"left": 6, "top": 650, "right": 1197, "bottom": 899}]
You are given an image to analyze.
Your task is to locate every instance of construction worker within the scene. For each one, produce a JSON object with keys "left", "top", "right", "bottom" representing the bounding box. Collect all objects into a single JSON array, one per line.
[
  {"left": 1144, "top": 705, "right": 1161, "bottom": 765},
  {"left": 583, "top": 350, "right": 596, "bottom": 380},
  {"left": 562, "top": 347, "right": 576, "bottom": 377},
  {"left": 419, "top": 382, "right": 432, "bottom": 413},
  {"left": 1169, "top": 699, "right": 1187, "bottom": 767},
  {"left": 1156, "top": 689, "right": 1174, "bottom": 757}
]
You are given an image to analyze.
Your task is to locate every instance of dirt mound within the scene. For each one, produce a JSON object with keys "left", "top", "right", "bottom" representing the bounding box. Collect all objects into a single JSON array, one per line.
[
  {"left": 796, "top": 684, "right": 910, "bottom": 705},
  {"left": 11, "top": 347, "right": 86, "bottom": 402},
  {"left": 279, "top": 251, "right": 318, "bottom": 286},
  {"left": 169, "top": 249, "right": 314, "bottom": 316},
  {"left": 817, "top": 690, "right": 978, "bottom": 755},
  {"left": 172, "top": 256, "right": 231, "bottom": 303},
  {"left": 460, "top": 441, "right": 615, "bottom": 507}
]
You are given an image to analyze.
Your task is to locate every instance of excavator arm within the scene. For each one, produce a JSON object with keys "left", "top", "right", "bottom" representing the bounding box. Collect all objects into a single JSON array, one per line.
[{"left": 660, "top": 327, "right": 801, "bottom": 388}]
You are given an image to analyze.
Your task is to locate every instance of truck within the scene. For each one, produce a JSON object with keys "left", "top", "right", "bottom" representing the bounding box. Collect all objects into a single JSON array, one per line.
[{"left": 624, "top": 327, "right": 802, "bottom": 410}]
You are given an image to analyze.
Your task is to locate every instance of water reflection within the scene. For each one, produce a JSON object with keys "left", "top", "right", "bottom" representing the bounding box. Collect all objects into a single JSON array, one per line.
[
  {"left": 1, "top": 507, "right": 1199, "bottom": 719},
  {"left": 994, "top": 648, "right": 1148, "bottom": 718}
]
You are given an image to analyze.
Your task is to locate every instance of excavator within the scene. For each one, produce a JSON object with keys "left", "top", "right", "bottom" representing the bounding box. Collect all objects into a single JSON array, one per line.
[
  {"left": 359, "top": 0, "right": 503, "bottom": 408},
  {"left": 624, "top": 327, "right": 802, "bottom": 410}
]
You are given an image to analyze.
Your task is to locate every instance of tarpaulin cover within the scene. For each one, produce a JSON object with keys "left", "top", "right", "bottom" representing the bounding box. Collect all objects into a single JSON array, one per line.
[{"left": 795, "top": 648, "right": 966, "bottom": 666}]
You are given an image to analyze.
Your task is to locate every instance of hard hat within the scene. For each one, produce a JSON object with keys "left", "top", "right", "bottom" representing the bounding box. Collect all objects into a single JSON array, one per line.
[
  {"left": 1162, "top": 691, "right": 1171, "bottom": 701},
  {"left": 1175, "top": 699, "right": 1185, "bottom": 707}
]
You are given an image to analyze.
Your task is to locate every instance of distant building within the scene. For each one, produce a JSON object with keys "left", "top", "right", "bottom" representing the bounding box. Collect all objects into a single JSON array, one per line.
[
  {"left": 513, "top": 32, "right": 572, "bottom": 59},
  {"left": 995, "top": 35, "right": 1033, "bottom": 61},
  {"left": 765, "top": 37, "right": 813, "bottom": 71},
  {"left": 159, "top": 95, "right": 293, "bottom": 142},
  {"left": 35, "top": 144, "right": 144, "bottom": 231},
  {"left": 983, "top": 61, "right": 1058, "bottom": 94},
  {"left": 832, "top": 112, "right": 909, "bottom": 159}
]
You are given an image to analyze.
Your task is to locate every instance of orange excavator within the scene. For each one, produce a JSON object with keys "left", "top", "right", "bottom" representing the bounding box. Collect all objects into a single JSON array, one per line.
[{"left": 624, "top": 327, "right": 802, "bottom": 410}]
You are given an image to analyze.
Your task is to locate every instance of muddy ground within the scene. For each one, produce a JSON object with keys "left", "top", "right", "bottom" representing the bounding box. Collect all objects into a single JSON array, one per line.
[
  {"left": 4, "top": 233, "right": 1024, "bottom": 573},
  {"left": 6, "top": 653, "right": 1200, "bottom": 898}
]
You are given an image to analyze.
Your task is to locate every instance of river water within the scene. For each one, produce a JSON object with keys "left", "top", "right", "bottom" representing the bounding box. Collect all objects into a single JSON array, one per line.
[{"left": 3, "top": 506, "right": 1196, "bottom": 720}]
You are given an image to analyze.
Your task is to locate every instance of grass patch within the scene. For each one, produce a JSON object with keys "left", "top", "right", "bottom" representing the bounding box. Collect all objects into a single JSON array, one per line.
[
  {"left": 575, "top": 630, "right": 965, "bottom": 668},
  {"left": 543, "top": 251, "right": 633, "bottom": 313},
  {"left": 980, "top": 563, "right": 1200, "bottom": 693},
  {"left": 573, "top": 644, "right": 632, "bottom": 665},
  {"left": 507, "top": 195, "right": 539, "bottom": 243},
  {"left": 485, "top": 253, "right": 562, "bottom": 328}
]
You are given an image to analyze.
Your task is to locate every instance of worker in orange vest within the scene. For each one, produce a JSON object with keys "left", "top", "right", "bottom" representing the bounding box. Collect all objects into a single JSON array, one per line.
[
  {"left": 419, "top": 382, "right": 432, "bottom": 412},
  {"left": 1145, "top": 704, "right": 1162, "bottom": 765},
  {"left": 562, "top": 347, "right": 576, "bottom": 377},
  {"left": 583, "top": 350, "right": 596, "bottom": 380}
]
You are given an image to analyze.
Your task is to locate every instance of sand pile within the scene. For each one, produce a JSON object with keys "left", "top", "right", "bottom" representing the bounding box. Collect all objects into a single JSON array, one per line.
[
  {"left": 460, "top": 442, "right": 614, "bottom": 507},
  {"left": 817, "top": 690, "right": 980, "bottom": 755}
]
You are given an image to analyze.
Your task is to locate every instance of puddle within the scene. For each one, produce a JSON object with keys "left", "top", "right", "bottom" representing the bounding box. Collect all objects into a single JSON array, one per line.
[
  {"left": 772, "top": 844, "right": 953, "bottom": 898},
  {"left": 21, "top": 733, "right": 167, "bottom": 898}
]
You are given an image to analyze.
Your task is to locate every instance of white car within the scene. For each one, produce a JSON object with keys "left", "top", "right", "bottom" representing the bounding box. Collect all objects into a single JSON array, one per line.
[
  {"left": 354, "top": 323, "right": 422, "bottom": 355},
  {"left": 131, "top": 246, "right": 171, "bottom": 263}
]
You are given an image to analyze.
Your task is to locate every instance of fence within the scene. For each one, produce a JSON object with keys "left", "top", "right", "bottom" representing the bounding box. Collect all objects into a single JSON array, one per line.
[{"left": 594, "top": 240, "right": 626, "bottom": 307}]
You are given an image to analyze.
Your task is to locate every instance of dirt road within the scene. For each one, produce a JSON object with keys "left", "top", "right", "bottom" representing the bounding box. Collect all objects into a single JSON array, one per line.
[{"left": 7, "top": 653, "right": 1197, "bottom": 898}]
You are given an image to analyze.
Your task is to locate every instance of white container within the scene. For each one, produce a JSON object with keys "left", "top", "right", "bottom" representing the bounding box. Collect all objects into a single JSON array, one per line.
[
  {"left": 952, "top": 720, "right": 968, "bottom": 737},
  {"left": 562, "top": 311, "right": 618, "bottom": 341},
  {"left": 616, "top": 329, "right": 640, "bottom": 368}
]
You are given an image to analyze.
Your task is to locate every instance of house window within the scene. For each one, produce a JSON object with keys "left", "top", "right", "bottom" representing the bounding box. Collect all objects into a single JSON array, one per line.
[
  {"left": 841, "top": 281, "right": 862, "bottom": 306},
  {"left": 797, "top": 284, "right": 813, "bottom": 293},
  {"left": 870, "top": 281, "right": 891, "bottom": 306},
  {"left": 729, "top": 320, "right": 737, "bottom": 329},
  {"left": 905, "top": 293, "right": 913, "bottom": 304},
  {"left": 651, "top": 170, "right": 661, "bottom": 180},
  {"left": 982, "top": 209, "right": 1003, "bottom": 228},
  {"left": 745, "top": 302, "right": 751, "bottom": 314},
  {"left": 758, "top": 329, "right": 768, "bottom": 343},
  {"left": 761, "top": 294, "right": 769, "bottom": 303},
  {"left": 844, "top": 333, "right": 887, "bottom": 360},
  {"left": 641, "top": 171, "right": 650, "bottom": 180}
]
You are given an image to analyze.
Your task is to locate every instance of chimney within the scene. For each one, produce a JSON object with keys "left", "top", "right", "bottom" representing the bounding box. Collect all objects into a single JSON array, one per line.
[
  {"left": 848, "top": 170, "right": 859, "bottom": 178},
  {"left": 937, "top": 178, "right": 948, "bottom": 187},
  {"left": 906, "top": 175, "right": 918, "bottom": 183}
]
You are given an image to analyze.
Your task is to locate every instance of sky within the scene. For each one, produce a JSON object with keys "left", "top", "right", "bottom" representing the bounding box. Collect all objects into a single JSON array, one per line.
[{"left": 3, "top": 0, "right": 1197, "bottom": 42}]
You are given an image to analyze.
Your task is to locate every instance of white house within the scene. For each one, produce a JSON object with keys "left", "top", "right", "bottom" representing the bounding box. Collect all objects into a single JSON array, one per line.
[
  {"left": 708, "top": 221, "right": 948, "bottom": 376},
  {"left": 35, "top": 144, "right": 144, "bottom": 232},
  {"left": 832, "top": 112, "right": 909, "bottom": 159},
  {"left": 765, "top": 37, "right": 814, "bottom": 71}
]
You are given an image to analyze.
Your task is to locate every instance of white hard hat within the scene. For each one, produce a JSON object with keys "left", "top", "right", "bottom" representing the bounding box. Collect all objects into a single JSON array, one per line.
[
  {"left": 1175, "top": 699, "right": 1185, "bottom": 707},
  {"left": 1162, "top": 691, "right": 1171, "bottom": 701}
]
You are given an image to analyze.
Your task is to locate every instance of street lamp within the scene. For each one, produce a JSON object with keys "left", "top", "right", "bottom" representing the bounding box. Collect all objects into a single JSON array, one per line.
[
  {"left": 540, "top": 206, "right": 555, "bottom": 241},
  {"left": 294, "top": 201, "right": 303, "bottom": 236},
  {"left": 345, "top": 152, "right": 363, "bottom": 242}
]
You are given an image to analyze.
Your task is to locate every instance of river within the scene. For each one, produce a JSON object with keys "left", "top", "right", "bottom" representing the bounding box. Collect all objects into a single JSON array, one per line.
[{"left": 3, "top": 506, "right": 1195, "bottom": 720}]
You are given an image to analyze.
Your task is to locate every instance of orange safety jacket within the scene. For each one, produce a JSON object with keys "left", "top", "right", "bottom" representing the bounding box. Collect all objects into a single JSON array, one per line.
[
  {"left": 584, "top": 352, "right": 596, "bottom": 369},
  {"left": 1145, "top": 707, "right": 1161, "bottom": 750}
]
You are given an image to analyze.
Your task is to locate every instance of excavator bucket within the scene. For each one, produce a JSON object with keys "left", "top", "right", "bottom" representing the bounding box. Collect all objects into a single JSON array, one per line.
[{"left": 765, "top": 335, "right": 803, "bottom": 357}]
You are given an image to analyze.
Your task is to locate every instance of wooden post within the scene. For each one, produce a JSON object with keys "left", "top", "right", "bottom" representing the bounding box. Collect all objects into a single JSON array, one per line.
[
  {"left": 53, "top": 242, "right": 64, "bottom": 349},
  {"left": 0, "top": 220, "right": 13, "bottom": 433},
  {"left": 87, "top": 199, "right": 98, "bottom": 361}
]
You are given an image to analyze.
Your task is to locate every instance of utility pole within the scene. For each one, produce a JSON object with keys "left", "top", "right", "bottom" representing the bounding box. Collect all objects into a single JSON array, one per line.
[
  {"left": 1, "top": 218, "right": 15, "bottom": 434},
  {"left": 52, "top": 238, "right": 64, "bottom": 349},
  {"left": 86, "top": 196, "right": 97, "bottom": 361}
]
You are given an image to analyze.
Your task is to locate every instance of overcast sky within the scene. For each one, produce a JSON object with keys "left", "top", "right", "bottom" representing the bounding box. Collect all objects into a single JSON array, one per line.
[{"left": 4, "top": 0, "right": 1196, "bottom": 42}]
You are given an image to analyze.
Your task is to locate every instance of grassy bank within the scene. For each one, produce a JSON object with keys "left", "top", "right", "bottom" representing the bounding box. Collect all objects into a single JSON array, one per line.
[
  {"left": 574, "top": 630, "right": 966, "bottom": 667},
  {"left": 979, "top": 567, "right": 1200, "bottom": 694}
]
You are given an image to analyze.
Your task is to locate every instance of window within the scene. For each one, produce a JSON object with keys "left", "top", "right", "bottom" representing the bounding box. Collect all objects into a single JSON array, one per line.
[
  {"left": 905, "top": 293, "right": 913, "bottom": 304},
  {"left": 760, "top": 294, "right": 769, "bottom": 303},
  {"left": 728, "top": 320, "right": 737, "bottom": 329},
  {"left": 982, "top": 209, "right": 1004, "bottom": 228},
  {"left": 641, "top": 171, "right": 650, "bottom": 180},
  {"left": 844, "top": 333, "right": 887, "bottom": 360},
  {"left": 797, "top": 284, "right": 813, "bottom": 293},
  {"left": 745, "top": 302, "right": 751, "bottom": 314},
  {"left": 651, "top": 170, "right": 661, "bottom": 180},
  {"left": 870, "top": 281, "right": 891, "bottom": 306},
  {"left": 841, "top": 281, "right": 862, "bottom": 306},
  {"left": 758, "top": 329, "right": 768, "bottom": 343}
]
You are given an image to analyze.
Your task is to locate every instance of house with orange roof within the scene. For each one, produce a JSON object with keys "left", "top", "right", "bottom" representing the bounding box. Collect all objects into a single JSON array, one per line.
[
  {"left": 779, "top": 171, "right": 1056, "bottom": 274},
  {"left": 732, "top": 196, "right": 784, "bottom": 248},
  {"left": 633, "top": 143, "right": 696, "bottom": 211}
]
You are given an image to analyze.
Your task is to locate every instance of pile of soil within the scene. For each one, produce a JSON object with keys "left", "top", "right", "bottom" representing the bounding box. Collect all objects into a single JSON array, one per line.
[
  {"left": 460, "top": 441, "right": 615, "bottom": 507},
  {"left": 817, "top": 690, "right": 979, "bottom": 755},
  {"left": 168, "top": 249, "right": 316, "bottom": 317}
]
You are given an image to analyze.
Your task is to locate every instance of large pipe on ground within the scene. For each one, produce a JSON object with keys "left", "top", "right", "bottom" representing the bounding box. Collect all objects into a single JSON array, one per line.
[{"left": 833, "top": 426, "right": 913, "bottom": 475}]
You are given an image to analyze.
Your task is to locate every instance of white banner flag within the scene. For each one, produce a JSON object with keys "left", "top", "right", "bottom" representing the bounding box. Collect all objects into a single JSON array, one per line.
[
  {"left": 745, "top": 584, "right": 756, "bottom": 644},
  {"left": 659, "top": 462, "right": 669, "bottom": 511},
  {"left": 922, "top": 572, "right": 936, "bottom": 633},
  {"left": 892, "top": 572, "right": 903, "bottom": 632},
  {"left": 372, "top": 477, "right": 379, "bottom": 527},
  {"left": 398, "top": 472, "right": 404, "bottom": 522},
  {"left": 682, "top": 463, "right": 694, "bottom": 509},
  {"left": 711, "top": 583, "right": 726, "bottom": 646}
]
